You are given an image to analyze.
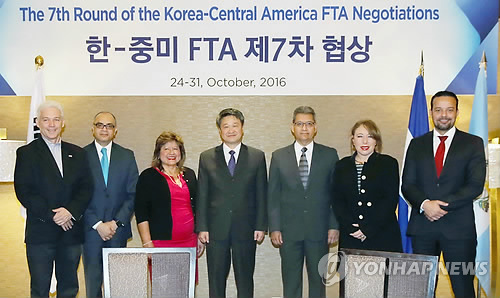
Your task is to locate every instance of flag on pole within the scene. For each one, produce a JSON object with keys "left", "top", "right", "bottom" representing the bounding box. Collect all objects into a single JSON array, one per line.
[
  {"left": 469, "top": 53, "right": 490, "bottom": 296},
  {"left": 398, "top": 71, "right": 429, "bottom": 253},
  {"left": 27, "top": 61, "right": 45, "bottom": 143},
  {"left": 24, "top": 56, "right": 57, "bottom": 294}
]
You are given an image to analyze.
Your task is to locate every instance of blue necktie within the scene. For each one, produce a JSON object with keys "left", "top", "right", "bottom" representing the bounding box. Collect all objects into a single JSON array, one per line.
[
  {"left": 101, "top": 147, "right": 109, "bottom": 186},
  {"left": 228, "top": 150, "right": 236, "bottom": 176}
]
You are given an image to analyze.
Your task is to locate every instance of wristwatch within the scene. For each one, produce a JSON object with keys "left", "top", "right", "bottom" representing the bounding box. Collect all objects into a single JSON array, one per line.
[{"left": 115, "top": 220, "right": 125, "bottom": 228}]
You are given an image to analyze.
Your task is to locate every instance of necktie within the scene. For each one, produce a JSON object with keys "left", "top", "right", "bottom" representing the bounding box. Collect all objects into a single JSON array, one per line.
[
  {"left": 435, "top": 136, "right": 448, "bottom": 178},
  {"left": 228, "top": 150, "right": 236, "bottom": 176},
  {"left": 101, "top": 147, "right": 109, "bottom": 185},
  {"left": 299, "top": 147, "right": 309, "bottom": 189}
]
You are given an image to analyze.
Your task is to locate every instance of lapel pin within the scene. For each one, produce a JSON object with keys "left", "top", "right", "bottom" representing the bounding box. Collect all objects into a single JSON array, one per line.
[{"left": 68, "top": 154, "right": 73, "bottom": 158}]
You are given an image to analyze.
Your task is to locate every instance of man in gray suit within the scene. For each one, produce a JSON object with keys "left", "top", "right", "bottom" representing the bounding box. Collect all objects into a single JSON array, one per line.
[
  {"left": 83, "top": 112, "right": 139, "bottom": 297},
  {"left": 197, "top": 108, "right": 267, "bottom": 298},
  {"left": 268, "top": 106, "right": 339, "bottom": 298}
]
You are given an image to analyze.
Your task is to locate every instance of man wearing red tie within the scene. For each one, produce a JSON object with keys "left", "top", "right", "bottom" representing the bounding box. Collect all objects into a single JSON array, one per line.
[{"left": 402, "top": 91, "right": 486, "bottom": 298}]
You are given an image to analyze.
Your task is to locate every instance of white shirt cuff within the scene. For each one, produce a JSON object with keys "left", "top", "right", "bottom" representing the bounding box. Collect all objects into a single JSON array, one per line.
[
  {"left": 420, "top": 199, "right": 429, "bottom": 213},
  {"left": 92, "top": 221, "right": 103, "bottom": 230}
]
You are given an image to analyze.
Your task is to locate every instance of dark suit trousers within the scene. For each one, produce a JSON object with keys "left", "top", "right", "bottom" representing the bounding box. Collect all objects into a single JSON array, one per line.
[
  {"left": 26, "top": 243, "right": 82, "bottom": 298},
  {"left": 83, "top": 236, "right": 127, "bottom": 298},
  {"left": 206, "top": 237, "right": 256, "bottom": 298},
  {"left": 413, "top": 234, "right": 477, "bottom": 298},
  {"left": 280, "top": 240, "right": 328, "bottom": 298}
]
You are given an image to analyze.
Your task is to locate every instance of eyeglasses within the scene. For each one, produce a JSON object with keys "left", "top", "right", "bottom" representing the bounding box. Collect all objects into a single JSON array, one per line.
[
  {"left": 94, "top": 123, "right": 115, "bottom": 129},
  {"left": 294, "top": 121, "right": 315, "bottom": 128}
]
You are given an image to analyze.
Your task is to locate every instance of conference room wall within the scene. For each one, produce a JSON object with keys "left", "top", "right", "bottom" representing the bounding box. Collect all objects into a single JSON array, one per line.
[{"left": 1, "top": 95, "right": 499, "bottom": 174}]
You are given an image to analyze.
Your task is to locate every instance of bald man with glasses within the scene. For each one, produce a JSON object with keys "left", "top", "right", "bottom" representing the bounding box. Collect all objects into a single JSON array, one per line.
[{"left": 82, "top": 112, "right": 139, "bottom": 297}]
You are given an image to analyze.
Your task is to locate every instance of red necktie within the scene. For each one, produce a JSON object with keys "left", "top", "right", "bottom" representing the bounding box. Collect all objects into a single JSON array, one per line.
[{"left": 435, "top": 136, "right": 448, "bottom": 177}]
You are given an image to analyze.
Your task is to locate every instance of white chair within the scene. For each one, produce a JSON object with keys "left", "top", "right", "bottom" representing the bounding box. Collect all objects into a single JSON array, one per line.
[
  {"left": 339, "top": 248, "right": 439, "bottom": 298},
  {"left": 102, "top": 247, "right": 196, "bottom": 298}
]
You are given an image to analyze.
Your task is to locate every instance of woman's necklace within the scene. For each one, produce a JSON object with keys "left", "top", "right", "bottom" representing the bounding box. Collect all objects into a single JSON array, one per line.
[
  {"left": 164, "top": 169, "right": 182, "bottom": 187},
  {"left": 355, "top": 159, "right": 365, "bottom": 165}
]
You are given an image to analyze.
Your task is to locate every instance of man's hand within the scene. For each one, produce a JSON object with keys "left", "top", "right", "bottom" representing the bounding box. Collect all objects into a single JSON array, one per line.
[
  {"left": 328, "top": 229, "right": 339, "bottom": 244},
  {"left": 423, "top": 200, "right": 448, "bottom": 222},
  {"left": 271, "top": 231, "right": 283, "bottom": 247},
  {"left": 199, "top": 231, "right": 210, "bottom": 244},
  {"left": 97, "top": 222, "right": 117, "bottom": 241},
  {"left": 60, "top": 220, "right": 74, "bottom": 231},
  {"left": 254, "top": 231, "right": 265, "bottom": 243},
  {"left": 52, "top": 207, "right": 72, "bottom": 226}
]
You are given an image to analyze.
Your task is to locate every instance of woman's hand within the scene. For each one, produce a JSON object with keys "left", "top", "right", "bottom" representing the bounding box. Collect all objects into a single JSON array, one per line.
[
  {"left": 350, "top": 223, "right": 367, "bottom": 242},
  {"left": 197, "top": 238, "right": 205, "bottom": 258}
]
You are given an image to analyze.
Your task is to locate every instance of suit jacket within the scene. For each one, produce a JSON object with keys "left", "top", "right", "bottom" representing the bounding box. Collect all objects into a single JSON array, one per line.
[
  {"left": 135, "top": 167, "right": 197, "bottom": 240},
  {"left": 196, "top": 143, "right": 267, "bottom": 241},
  {"left": 333, "top": 152, "right": 402, "bottom": 252},
  {"left": 14, "top": 137, "right": 93, "bottom": 244},
  {"left": 268, "top": 142, "right": 339, "bottom": 241},
  {"left": 402, "top": 129, "right": 486, "bottom": 240},
  {"left": 83, "top": 142, "right": 139, "bottom": 242}
]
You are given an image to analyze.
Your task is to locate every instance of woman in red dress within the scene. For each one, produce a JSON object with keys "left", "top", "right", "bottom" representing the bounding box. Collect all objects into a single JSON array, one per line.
[{"left": 135, "top": 131, "right": 203, "bottom": 281}]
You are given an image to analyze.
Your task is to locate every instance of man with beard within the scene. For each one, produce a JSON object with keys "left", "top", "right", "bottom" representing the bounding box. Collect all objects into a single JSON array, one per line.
[{"left": 402, "top": 91, "right": 486, "bottom": 298}]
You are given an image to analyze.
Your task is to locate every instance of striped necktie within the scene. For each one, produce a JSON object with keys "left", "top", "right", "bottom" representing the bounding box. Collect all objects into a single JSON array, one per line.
[{"left": 299, "top": 147, "right": 308, "bottom": 189}]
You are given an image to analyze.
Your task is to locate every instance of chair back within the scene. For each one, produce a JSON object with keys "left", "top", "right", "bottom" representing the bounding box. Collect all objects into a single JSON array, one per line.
[
  {"left": 339, "top": 249, "right": 438, "bottom": 298},
  {"left": 103, "top": 247, "right": 196, "bottom": 298}
]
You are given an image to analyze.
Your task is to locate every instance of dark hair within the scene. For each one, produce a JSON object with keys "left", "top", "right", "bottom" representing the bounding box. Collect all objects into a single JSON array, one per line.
[
  {"left": 216, "top": 108, "right": 244, "bottom": 128},
  {"left": 350, "top": 119, "right": 383, "bottom": 153},
  {"left": 431, "top": 91, "right": 459, "bottom": 110},
  {"left": 93, "top": 111, "right": 117, "bottom": 126},
  {"left": 293, "top": 106, "right": 316, "bottom": 123},
  {"left": 151, "top": 131, "right": 186, "bottom": 171}
]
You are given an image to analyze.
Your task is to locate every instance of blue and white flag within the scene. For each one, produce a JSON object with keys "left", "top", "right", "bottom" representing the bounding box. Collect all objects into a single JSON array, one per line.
[
  {"left": 469, "top": 57, "right": 490, "bottom": 296},
  {"left": 398, "top": 74, "right": 429, "bottom": 253}
]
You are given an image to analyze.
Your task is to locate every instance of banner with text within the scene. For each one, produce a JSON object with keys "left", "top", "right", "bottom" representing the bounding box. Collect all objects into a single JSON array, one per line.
[{"left": 0, "top": 0, "right": 497, "bottom": 96}]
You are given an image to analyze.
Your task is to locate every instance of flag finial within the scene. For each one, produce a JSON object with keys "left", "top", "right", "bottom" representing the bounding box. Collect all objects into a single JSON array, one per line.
[
  {"left": 35, "top": 55, "right": 44, "bottom": 70},
  {"left": 480, "top": 51, "right": 487, "bottom": 71},
  {"left": 419, "top": 50, "right": 424, "bottom": 77}
]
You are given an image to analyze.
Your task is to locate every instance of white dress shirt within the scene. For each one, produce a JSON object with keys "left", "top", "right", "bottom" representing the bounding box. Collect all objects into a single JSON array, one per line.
[
  {"left": 432, "top": 126, "right": 456, "bottom": 166},
  {"left": 294, "top": 141, "right": 314, "bottom": 174},
  {"left": 223, "top": 142, "right": 241, "bottom": 165},
  {"left": 94, "top": 140, "right": 113, "bottom": 164},
  {"left": 41, "top": 135, "right": 63, "bottom": 177}
]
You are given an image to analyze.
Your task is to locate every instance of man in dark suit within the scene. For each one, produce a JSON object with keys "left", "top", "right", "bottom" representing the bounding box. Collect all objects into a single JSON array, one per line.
[
  {"left": 197, "top": 108, "right": 267, "bottom": 298},
  {"left": 82, "top": 112, "right": 139, "bottom": 297},
  {"left": 268, "top": 106, "right": 339, "bottom": 298},
  {"left": 402, "top": 91, "right": 486, "bottom": 298},
  {"left": 14, "top": 100, "right": 92, "bottom": 297}
]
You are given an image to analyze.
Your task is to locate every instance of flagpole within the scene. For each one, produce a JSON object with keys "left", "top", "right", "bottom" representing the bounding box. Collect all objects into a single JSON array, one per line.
[
  {"left": 469, "top": 51, "right": 489, "bottom": 298},
  {"left": 31, "top": 55, "right": 57, "bottom": 296},
  {"left": 398, "top": 51, "right": 429, "bottom": 254},
  {"left": 419, "top": 50, "right": 424, "bottom": 77}
]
